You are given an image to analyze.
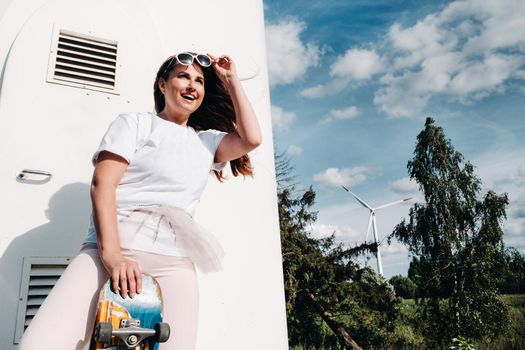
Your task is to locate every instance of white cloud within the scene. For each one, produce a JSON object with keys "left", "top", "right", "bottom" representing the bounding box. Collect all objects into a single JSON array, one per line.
[
  {"left": 300, "top": 83, "right": 326, "bottom": 98},
  {"left": 465, "top": 148, "right": 525, "bottom": 247},
  {"left": 283, "top": 0, "right": 525, "bottom": 117},
  {"left": 389, "top": 177, "right": 419, "bottom": 194},
  {"left": 265, "top": 19, "right": 321, "bottom": 86},
  {"left": 505, "top": 218, "right": 525, "bottom": 236},
  {"left": 504, "top": 234, "right": 525, "bottom": 255},
  {"left": 271, "top": 105, "right": 296, "bottom": 130},
  {"left": 300, "top": 49, "right": 383, "bottom": 99},
  {"left": 448, "top": 53, "right": 524, "bottom": 101},
  {"left": 322, "top": 106, "right": 360, "bottom": 123},
  {"left": 514, "top": 70, "right": 525, "bottom": 80},
  {"left": 388, "top": 18, "right": 454, "bottom": 70},
  {"left": 373, "top": 0, "right": 525, "bottom": 117},
  {"left": 511, "top": 199, "right": 525, "bottom": 219},
  {"left": 473, "top": 148, "right": 525, "bottom": 192},
  {"left": 504, "top": 187, "right": 525, "bottom": 242},
  {"left": 287, "top": 145, "right": 303, "bottom": 155},
  {"left": 299, "top": 78, "right": 350, "bottom": 98},
  {"left": 310, "top": 223, "right": 361, "bottom": 242},
  {"left": 374, "top": 82, "right": 431, "bottom": 118},
  {"left": 294, "top": 0, "right": 525, "bottom": 117},
  {"left": 313, "top": 166, "right": 370, "bottom": 188},
  {"left": 330, "top": 49, "right": 384, "bottom": 80},
  {"left": 447, "top": 0, "right": 525, "bottom": 54},
  {"left": 382, "top": 242, "right": 408, "bottom": 257}
]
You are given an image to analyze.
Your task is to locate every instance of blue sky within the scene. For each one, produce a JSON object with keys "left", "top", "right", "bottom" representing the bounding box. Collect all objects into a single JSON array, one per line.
[{"left": 263, "top": 0, "right": 525, "bottom": 278}]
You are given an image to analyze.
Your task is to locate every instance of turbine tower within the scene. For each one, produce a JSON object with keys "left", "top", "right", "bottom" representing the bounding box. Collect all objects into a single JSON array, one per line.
[{"left": 342, "top": 186, "right": 412, "bottom": 276}]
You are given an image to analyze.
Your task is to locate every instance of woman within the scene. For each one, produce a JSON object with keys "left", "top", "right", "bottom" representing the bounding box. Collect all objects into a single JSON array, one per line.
[{"left": 19, "top": 52, "right": 262, "bottom": 350}]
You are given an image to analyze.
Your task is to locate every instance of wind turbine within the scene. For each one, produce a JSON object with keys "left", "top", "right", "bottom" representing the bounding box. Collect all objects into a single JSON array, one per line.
[{"left": 342, "top": 186, "right": 412, "bottom": 276}]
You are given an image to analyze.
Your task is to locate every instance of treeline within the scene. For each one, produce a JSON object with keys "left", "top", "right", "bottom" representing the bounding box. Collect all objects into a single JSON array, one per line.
[
  {"left": 278, "top": 117, "right": 520, "bottom": 349},
  {"left": 390, "top": 247, "right": 525, "bottom": 299}
]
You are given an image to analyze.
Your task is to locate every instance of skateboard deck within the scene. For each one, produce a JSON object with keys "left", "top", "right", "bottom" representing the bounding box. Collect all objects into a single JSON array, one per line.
[{"left": 91, "top": 274, "right": 170, "bottom": 350}]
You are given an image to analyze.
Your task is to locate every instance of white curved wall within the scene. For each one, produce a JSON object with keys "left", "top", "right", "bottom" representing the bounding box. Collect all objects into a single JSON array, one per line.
[{"left": 0, "top": 0, "right": 287, "bottom": 349}]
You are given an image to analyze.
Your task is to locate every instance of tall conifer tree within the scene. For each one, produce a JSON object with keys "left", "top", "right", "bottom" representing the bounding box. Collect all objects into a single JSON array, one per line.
[{"left": 276, "top": 154, "right": 400, "bottom": 349}]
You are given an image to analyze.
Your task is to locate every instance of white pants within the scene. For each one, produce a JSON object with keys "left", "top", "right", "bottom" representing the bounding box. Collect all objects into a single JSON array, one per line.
[{"left": 19, "top": 245, "right": 199, "bottom": 350}]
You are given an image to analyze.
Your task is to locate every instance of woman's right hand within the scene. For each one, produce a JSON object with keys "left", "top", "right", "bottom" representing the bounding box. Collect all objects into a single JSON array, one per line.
[{"left": 101, "top": 252, "right": 142, "bottom": 299}]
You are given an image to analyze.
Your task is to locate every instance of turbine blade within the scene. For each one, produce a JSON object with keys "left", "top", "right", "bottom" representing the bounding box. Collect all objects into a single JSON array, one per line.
[
  {"left": 375, "top": 197, "right": 412, "bottom": 210},
  {"left": 341, "top": 186, "right": 372, "bottom": 210}
]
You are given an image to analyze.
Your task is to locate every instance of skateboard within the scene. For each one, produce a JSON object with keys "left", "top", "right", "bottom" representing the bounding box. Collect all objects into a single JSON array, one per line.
[{"left": 91, "top": 274, "right": 170, "bottom": 350}]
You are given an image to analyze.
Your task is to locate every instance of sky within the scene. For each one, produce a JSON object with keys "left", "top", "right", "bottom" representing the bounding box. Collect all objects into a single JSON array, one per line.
[{"left": 262, "top": 0, "right": 525, "bottom": 278}]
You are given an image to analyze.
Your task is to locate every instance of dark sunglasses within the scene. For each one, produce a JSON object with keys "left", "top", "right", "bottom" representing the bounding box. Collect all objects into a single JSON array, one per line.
[{"left": 162, "top": 52, "right": 212, "bottom": 76}]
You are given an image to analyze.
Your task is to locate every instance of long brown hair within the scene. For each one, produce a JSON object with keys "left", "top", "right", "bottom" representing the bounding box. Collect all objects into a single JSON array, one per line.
[{"left": 153, "top": 55, "right": 253, "bottom": 181}]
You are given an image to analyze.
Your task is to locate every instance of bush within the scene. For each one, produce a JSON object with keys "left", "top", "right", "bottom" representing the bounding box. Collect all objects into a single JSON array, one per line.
[{"left": 389, "top": 275, "right": 416, "bottom": 299}]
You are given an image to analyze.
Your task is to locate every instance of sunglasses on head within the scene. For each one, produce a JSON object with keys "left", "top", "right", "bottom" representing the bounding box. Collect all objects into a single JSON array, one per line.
[{"left": 162, "top": 52, "right": 212, "bottom": 76}]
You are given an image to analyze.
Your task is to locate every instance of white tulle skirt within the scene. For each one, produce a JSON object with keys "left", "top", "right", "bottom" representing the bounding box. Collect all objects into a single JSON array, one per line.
[{"left": 116, "top": 205, "right": 224, "bottom": 273}]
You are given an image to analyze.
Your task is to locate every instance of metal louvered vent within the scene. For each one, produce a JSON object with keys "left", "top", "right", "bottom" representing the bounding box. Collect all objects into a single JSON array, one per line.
[
  {"left": 47, "top": 29, "right": 119, "bottom": 94},
  {"left": 14, "top": 257, "right": 70, "bottom": 344}
]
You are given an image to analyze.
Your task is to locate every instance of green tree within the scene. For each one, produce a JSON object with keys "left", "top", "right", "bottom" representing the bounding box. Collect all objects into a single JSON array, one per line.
[
  {"left": 499, "top": 247, "right": 525, "bottom": 294},
  {"left": 392, "top": 118, "right": 509, "bottom": 347},
  {"left": 407, "top": 257, "right": 425, "bottom": 299},
  {"left": 276, "top": 154, "right": 400, "bottom": 349},
  {"left": 389, "top": 275, "right": 416, "bottom": 299}
]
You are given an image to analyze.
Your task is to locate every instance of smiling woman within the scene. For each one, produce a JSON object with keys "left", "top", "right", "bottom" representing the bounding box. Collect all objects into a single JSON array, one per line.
[
  {"left": 158, "top": 62, "right": 206, "bottom": 121},
  {"left": 18, "top": 52, "right": 262, "bottom": 350},
  {"left": 154, "top": 52, "right": 260, "bottom": 180}
]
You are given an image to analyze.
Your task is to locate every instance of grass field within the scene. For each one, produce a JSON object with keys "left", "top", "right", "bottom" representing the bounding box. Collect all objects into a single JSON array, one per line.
[
  {"left": 288, "top": 294, "right": 525, "bottom": 349},
  {"left": 398, "top": 294, "right": 525, "bottom": 349},
  {"left": 474, "top": 294, "right": 525, "bottom": 350}
]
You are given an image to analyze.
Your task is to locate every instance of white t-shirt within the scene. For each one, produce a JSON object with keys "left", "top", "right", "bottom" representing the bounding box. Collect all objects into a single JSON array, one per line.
[{"left": 85, "top": 112, "right": 228, "bottom": 255}]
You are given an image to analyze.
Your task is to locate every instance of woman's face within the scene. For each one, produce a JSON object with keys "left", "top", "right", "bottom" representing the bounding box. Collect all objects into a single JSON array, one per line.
[{"left": 160, "top": 63, "right": 205, "bottom": 117}]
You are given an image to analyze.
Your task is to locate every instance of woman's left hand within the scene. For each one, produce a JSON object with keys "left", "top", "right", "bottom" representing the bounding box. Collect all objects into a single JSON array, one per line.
[{"left": 208, "top": 53, "right": 238, "bottom": 86}]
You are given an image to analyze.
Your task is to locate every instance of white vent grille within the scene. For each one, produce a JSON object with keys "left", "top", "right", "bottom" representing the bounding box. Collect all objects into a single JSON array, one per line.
[
  {"left": 47, "top": 29, "right": 119, "bottom": 93},
  {"left": 14, "top": 257, "right": 70, "bottom": 344}
]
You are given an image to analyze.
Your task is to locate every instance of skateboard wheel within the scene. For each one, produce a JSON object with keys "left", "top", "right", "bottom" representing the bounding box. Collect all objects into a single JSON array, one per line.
[
  {"left": 154, "top": 322, "right": 170, "bottom": 343},
  {"left": 95, "top": 322, "right": 113, "bottom": 344}
]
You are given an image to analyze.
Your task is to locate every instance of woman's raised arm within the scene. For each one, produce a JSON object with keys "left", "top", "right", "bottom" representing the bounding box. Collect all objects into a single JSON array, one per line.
[{"left": 209, "top": 54, "right": 262, "bottom": 163}]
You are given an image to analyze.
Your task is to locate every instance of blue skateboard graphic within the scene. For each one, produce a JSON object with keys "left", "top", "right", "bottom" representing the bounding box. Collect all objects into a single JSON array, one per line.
[{"left": 92, "top": 274, "right": 170, "bottom": 350}]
